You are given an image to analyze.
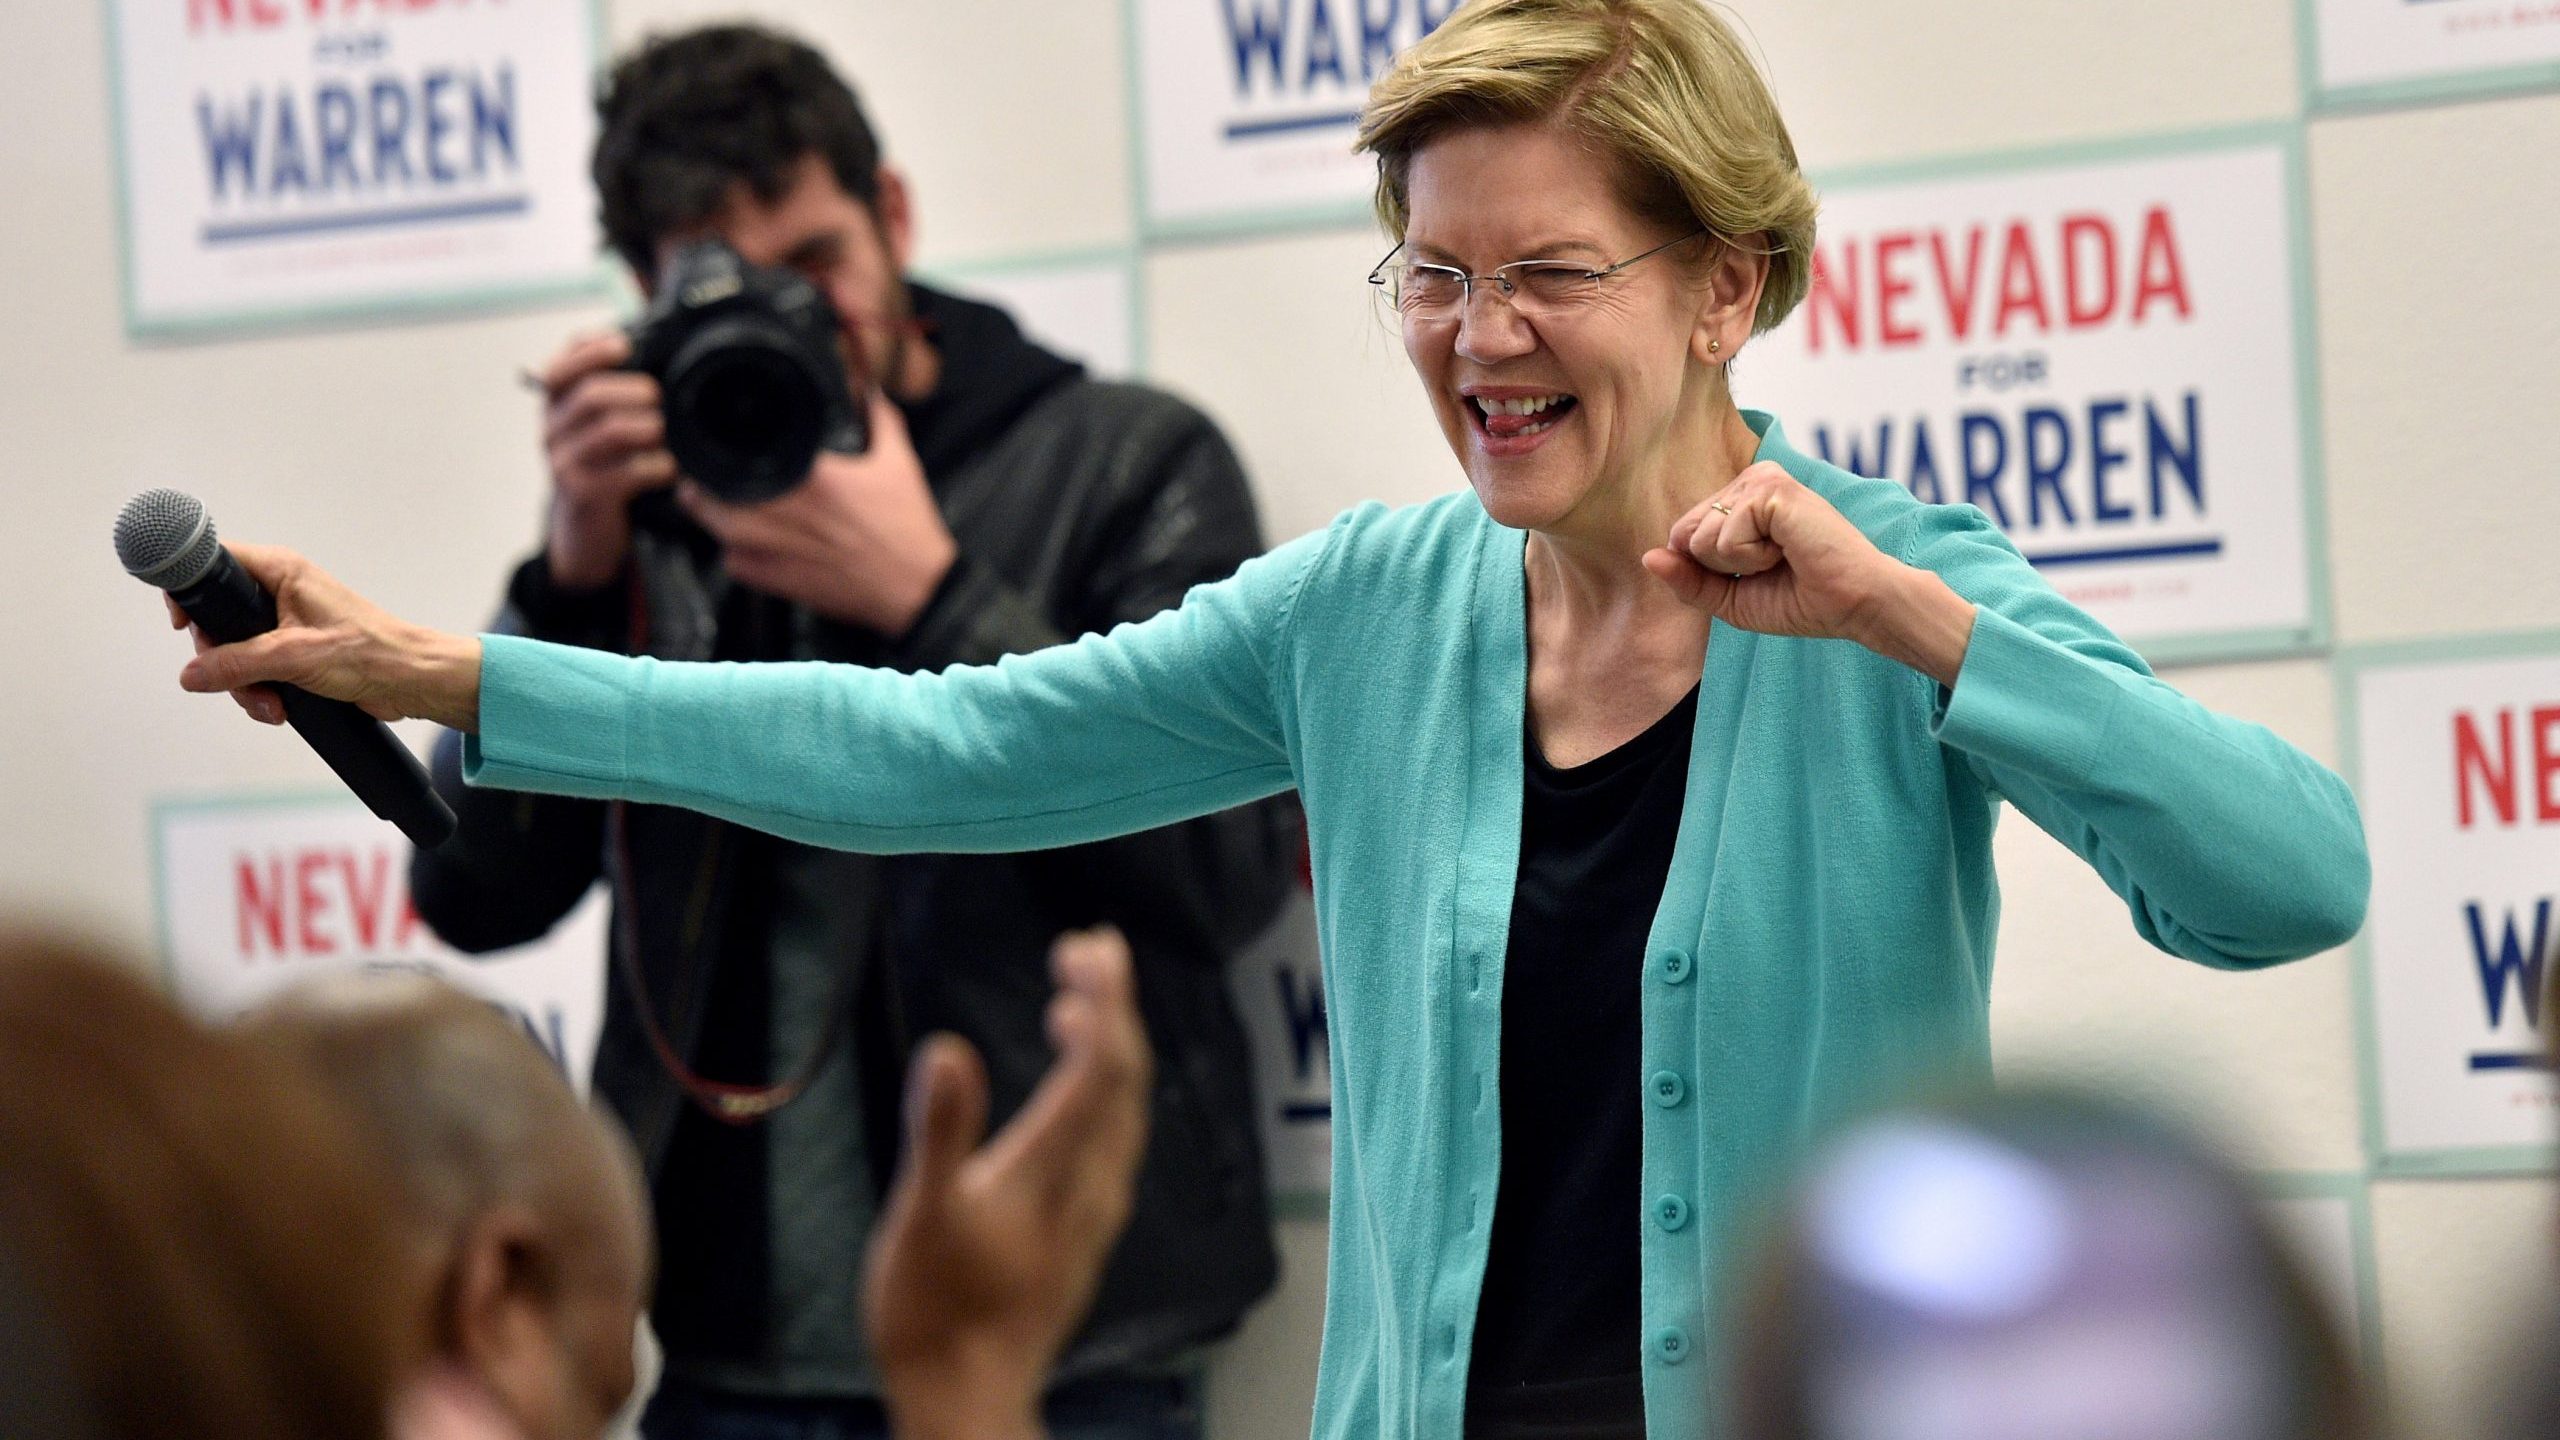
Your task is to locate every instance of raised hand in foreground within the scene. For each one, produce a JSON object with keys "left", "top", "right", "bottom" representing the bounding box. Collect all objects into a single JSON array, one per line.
[{"left": 864, "top": 927, "right": 1154, "bottom": 1440}]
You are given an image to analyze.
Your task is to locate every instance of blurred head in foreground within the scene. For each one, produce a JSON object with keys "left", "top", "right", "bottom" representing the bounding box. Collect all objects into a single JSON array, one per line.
[
  {"left": 240, "top": 974, "right": 652, "bottom": 1440},
  {"left": 1731, "top": 1089, "right": 2368, "bottom": 1440},
  {"left": 0, "top": 931, "right": 418, "bottom": 1440}
]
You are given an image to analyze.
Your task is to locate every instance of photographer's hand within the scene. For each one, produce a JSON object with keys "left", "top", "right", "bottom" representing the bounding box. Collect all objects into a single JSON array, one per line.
[
  {"left": 677, "top": 391, "right": 958, "bottom": 638},
  {"left": 538, "top": 332, "right": 679, "bottom": 592}
]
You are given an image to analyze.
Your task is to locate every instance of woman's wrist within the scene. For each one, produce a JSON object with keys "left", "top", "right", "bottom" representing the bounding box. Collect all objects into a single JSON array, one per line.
[
  {"left": 398, "top": 626, "right": 484, "bottom": 733},
  {"left": 1847, "top": 564, "right": 1976, "bottom": 688}
]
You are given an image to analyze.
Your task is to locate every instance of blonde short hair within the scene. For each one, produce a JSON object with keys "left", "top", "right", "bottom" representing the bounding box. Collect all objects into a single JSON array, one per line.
[{"left": 1358, "top": 0, "right": 1819, "bottom": 334}]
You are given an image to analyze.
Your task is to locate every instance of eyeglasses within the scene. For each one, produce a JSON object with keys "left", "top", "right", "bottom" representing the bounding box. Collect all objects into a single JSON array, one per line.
[{"left": 1367, "top": 228, "right": 1711, "bottom": 319}]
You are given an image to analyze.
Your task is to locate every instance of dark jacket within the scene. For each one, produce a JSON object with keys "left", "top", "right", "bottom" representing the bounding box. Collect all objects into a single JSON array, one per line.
[{"left": 410, "top": 284, "right": 1291, "bottom": 1383}]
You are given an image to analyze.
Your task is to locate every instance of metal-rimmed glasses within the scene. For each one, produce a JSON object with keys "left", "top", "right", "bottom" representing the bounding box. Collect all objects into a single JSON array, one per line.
[{"left": 1367, "top": 227, "right": 1711, "bottom": 319}]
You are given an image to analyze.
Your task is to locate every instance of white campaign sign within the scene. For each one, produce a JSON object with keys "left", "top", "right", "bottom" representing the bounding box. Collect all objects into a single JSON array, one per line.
[
  {"left": 156, "top": 797, "right": 609, "bottom": 1094},
  {"left": 1228, "top": 888, "right": 1331, "bottom": 1201},
  {"left": 1738, "top": 143, "right": 2315, "bottom": 658},
  {"left": 110, "top": 0, "right": 602, "bottom": 332},
  {"left": 949, "top": 262, "right": 1136, "bottom": 378},
  {"left": 1135, "top": 0, "right": 1455, "bottom": 229},
  {"left": 2314, "top": 0, "right": 2560, "bottom": 95},
  {"left": 2352, "top": 646, "right": 2560, "bottom": 1165}
]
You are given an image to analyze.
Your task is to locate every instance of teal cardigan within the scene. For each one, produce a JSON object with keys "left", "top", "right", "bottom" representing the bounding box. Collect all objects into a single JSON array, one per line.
[{"left": 466, "top": 414, "right": 2369, "bottom": 1439}]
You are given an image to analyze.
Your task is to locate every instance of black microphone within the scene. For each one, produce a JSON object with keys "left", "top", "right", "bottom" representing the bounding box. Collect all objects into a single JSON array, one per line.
[{"left": 115, "top": 489, "right": 457, "bottom": 850}]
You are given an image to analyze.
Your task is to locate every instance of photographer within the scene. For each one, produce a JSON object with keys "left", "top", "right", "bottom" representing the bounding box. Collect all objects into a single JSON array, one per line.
[{"left": 408, "top": 26, "right": 1292, "bottom": 1440}]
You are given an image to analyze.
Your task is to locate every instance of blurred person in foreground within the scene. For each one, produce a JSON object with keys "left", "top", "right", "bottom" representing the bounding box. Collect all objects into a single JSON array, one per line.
[
  {"left": 238, "top": 935, "right": 1150, "bottom": 1440},
  {"left": 0, "top": 931, "right": 417, "bottom": 1440},
  {"left": 1727, "top": 1090, "right": 2371, "bottom": 1440},
  {"left": 169, "top": 0, "right": 2373, "bottom": 1435},
  {"left": 400, "top": 23, "right": 1290, "bottom": 1440},
  {"left": 238, "top": 975, "right": 655, "bottom": 1440}
]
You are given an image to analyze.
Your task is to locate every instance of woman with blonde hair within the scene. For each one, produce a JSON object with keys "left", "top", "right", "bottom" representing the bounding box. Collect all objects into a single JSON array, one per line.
[{"left": 172, "top": 2, "right": 2369, "bottom": 1434}]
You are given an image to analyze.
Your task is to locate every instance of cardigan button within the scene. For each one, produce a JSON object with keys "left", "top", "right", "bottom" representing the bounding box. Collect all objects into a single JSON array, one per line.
[
  {"left": 1654, "top": 1194, "right": 1691, "bottom": 1232},
  {"left": 1652, "top": 1325, "right": 1691, "bottom": 1365},
  {"left": 1657, "top": 949, "right": 1693, "bottom": 985},
  {"left": 1648, "top": 1070, "right": 1687, "bottom": 1108}
]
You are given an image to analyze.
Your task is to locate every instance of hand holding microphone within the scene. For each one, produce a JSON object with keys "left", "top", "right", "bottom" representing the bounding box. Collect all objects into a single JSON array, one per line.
[{"left": 115, "top": 490, "right": 481, "bottom": 847}]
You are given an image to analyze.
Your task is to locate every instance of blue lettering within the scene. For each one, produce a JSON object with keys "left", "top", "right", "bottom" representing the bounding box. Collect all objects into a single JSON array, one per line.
[
  {"left": 315, "top": 83, "right": 362, "bottom": 192},
  {"left": 1826, "top": 419, "right": 1893, "bottom": 482},
  {"left": 469, "top": 64, "right": 517, "bottom": 176},
  {"left": 422, "top": 71, "right": 459, "bottom": 184},
  {"left": 2468, "top": 898, "right": 2552, "bottom": 1032},
  {"left": 1303, "top": 0, "right": 1349, "bottom": 86},
  {"left": 2148, "top": 389, "right": 2203, "bottom": 518},
  {"left": 1959, "top": 412, "right": 2013, "bottom": 527},
  {"left": 1358, "top": 0, "right": 1400, "bottom": 78},
  {"left": 197, "top": 92, "right": 261, "bottom": 200},
  {"left": 2087, "top": 397, "right": 2133, "bottom": 524},
  {"left": 369, "top": 76, "right": 413, "bottom": 183},
  {"left": 1906, "top": 421, "right": 1943, "bottom": 506},
  {"left": 515, "top": 1005, "right": 572, "bottom": 1077},
  {"left": 1223, "top": 0, "right": 1292, "bottom": 97},
  {"left": 266, "top": 91, "right": 310, "bottom": 196},
  {"left": 2022, "top": 405, "right": 2077, "bottom": 528},
  {"left": 1277, "top": 967, "right": 1329, "bottom": 1082}
]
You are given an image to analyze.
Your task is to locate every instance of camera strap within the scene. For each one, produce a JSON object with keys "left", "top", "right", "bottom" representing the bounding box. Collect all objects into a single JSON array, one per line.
[{"left": 605, "top": 563, "right": 859, "bottom": 1127}]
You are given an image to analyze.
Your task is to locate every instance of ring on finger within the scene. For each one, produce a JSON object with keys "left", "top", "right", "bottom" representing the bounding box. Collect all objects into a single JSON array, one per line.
[{"left": 1709, "top": 501, "right": 1733, "bottom": 515}]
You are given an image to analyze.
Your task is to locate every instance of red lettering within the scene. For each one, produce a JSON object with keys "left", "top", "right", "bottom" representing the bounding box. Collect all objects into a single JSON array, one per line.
[
  {"left": 2130, "top": 206, "right": 2192, "bottom": 323},
  {"left": 396, "top": 894, "right": 424, "bottom": 950},
  {"left": 1929, "top": 227, "right": 1985, "bottom": 341},
  {"left": 192, "top": 0, "right": 477, "bottom": 32},
  {"left": 1874, "top": 232, "right": 1920, "bottom": 346},
  {"left": 340, "top": 849, "right": 391, "bottom": 951},
  {"left": 295, "top": 849, "right": 338, "bottom": 956},
  {"left": 236, "top": 856, "right": 287, "bottom": 959},
  {"left": 1992, "top": 221, "right": 2048, "bottom": 336},
  {"left": 2060, "top": 214, "right": 2117, "bottom": 329},
  {"left": 1805, "top": 241, "right": 1859, "bottom": 354},
  {"left": 2536, "top": 706, "right": 2560, "bottom": 823},
  {"left": 2456, "top": 709, "right": 2518, "bottom": 828}
]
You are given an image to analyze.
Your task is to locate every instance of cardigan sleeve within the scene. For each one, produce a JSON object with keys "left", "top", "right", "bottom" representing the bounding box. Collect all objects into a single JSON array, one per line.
[
  {"left": 1907, "top": 504, "right": 2371, "bottom": 968},
  {"left": 459, "top": 522, "right": 1330, "bottom": 855}
]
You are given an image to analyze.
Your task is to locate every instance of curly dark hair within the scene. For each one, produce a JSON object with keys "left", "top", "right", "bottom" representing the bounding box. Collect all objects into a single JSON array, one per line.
[{"left": 592, "top": 24, "right": 884, "bottom": 279}]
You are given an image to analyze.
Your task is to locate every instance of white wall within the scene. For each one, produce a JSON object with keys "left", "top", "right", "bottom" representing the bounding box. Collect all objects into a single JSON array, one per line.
[{"left": 7, "top": 3, "right": 2557, "bottom": 1438}]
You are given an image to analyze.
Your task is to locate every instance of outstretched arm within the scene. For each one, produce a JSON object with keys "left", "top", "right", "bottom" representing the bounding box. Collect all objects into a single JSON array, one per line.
[{"left": 176, "top": 531, "right": 1321, "bottom": 858}]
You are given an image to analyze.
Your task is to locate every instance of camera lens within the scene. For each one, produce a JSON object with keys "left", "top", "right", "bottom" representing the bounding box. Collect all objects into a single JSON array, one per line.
[{"left": 662, "top": 317, "right": 831, "bottom": 504}]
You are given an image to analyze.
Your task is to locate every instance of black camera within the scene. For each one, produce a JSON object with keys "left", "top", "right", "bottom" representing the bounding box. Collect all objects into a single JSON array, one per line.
[{"left": 627, "top": 240, "right": 868, "bottom": 505}]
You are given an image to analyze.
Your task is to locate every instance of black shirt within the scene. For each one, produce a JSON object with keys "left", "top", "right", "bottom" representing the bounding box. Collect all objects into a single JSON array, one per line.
[{"left": 1465, "top": 685, "right": 1700, "bottom": 1440}]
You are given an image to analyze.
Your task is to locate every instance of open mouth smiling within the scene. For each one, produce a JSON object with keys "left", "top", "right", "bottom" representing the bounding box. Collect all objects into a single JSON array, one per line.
[{"left": 1468, "top": 391, "right": 1580, "bottom": 439}]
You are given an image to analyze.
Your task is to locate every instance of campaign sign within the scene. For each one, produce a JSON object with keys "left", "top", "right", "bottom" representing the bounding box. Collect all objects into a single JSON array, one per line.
[
  {"left": 2345, "top": 639, "right": 2560, "bottom": 1172},
  {"left": 1134, "top": 0, "right": 1455, "bottom": 232},
  {"left": 2309, "top": 0, "right": 2560, "bottom": 104},
  {"left": 108, "top": 0, "right": 604, "bottom": 335},
  {"left": 1228, "top": 887, "right": 1331, "bottom": 1203},
  {"left": 1737, "top": 139, "right": 2318, "bottom": 661},
  {"left": 154, "top": 795, "right": 608, "bottom": 1093},
  {"left": 941, "top": 258, "right": 1137, "bottom": 378}
]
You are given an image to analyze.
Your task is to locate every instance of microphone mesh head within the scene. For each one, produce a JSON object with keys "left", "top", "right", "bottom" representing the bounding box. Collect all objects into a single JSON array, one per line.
[{"left": 114, "top": 489, "right": 221, "bottom": 590}]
